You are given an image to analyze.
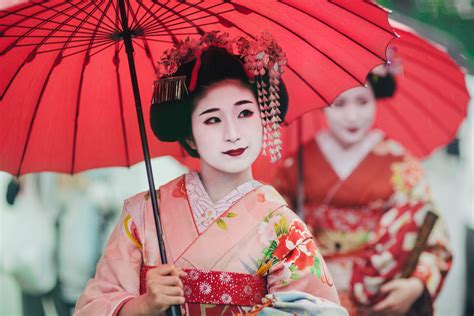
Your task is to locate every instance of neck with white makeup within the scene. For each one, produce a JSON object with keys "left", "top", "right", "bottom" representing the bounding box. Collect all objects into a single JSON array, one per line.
[
  {"left": 199, "top": 161, "right": 254, "bottom": 204},
  {"left": 317, "top": 129, "right": 384, "bottom": 180}
]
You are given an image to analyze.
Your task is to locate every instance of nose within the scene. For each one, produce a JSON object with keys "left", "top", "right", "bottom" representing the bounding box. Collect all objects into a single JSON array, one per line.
[
  {"left": 346, "top": 104, "right": 359, "bottom": 122},
  {"left": 224, "top": 120, "right": 240, "bottom": 143}
]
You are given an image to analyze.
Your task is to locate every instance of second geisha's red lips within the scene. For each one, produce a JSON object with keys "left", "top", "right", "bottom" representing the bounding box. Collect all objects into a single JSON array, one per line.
[
  {"left": 347, "top": 127, "right": 359, "bottom": 133},
  {"left": 223, "top": 147, "right": 247, "bottom": 157}
]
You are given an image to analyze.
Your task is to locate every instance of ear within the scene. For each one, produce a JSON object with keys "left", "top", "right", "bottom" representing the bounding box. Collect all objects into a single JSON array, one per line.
[{"left": 186, "top": 138, "right": 197, "bottom": 150}]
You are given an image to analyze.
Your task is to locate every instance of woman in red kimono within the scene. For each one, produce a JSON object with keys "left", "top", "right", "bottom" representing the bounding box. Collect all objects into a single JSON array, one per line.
[
  {"left": 74, "top": 32, "right": 346, "bottom": 316},
  {"left": 273, "top": 70, "right": 452, "bottom": 315}
]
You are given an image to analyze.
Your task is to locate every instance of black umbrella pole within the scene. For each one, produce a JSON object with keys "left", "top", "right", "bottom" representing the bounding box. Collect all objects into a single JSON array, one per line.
[{"left": 118, "top": 1, "right": 182, "bottom": 315}]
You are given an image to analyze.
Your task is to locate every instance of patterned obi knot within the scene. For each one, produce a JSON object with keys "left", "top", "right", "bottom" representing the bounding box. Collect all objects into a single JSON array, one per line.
[{"left": 140, "top": 266, "right": 267, "bottom": 306}]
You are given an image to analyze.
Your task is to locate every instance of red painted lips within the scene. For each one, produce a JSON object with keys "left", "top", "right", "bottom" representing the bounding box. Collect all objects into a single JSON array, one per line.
[
  {"left": 347, "top": 127, "right": 359, "bottom": 133},
  {"left": 223, "top": 147, "right": 247, "bottom": 157}
]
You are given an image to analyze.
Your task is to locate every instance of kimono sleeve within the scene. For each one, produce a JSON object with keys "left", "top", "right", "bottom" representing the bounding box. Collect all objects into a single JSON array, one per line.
[
  {"left": 260, "top": 207, "right": 340, "bottom": 305},
  {"left": 74, "top": 195, "right": 146, "bottom": 316},
  {"left": 350, "top": 155, "right": 452, "bottom": 305}
]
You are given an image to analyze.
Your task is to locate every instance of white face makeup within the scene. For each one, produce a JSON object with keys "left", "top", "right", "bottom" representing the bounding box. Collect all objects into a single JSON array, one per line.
[
  {"left": 191, "top": 79, "right": 263, "bottom": 174},
  {"left": 324, "top": 85, "right": 377, "bottom": 147}
]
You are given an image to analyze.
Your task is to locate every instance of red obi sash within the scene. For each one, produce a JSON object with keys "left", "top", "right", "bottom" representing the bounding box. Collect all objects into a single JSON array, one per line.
[{"left": 141, "top": 266, "right": 267, "bottom": 307}]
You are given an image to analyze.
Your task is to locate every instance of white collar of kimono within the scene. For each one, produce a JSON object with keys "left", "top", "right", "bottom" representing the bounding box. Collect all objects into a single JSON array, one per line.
[
  {"left": 316, "top": 129, "right": 385, "bottom": 181},
  {"left": 185, "top": 171, "right": 262, "bottom": 233}
]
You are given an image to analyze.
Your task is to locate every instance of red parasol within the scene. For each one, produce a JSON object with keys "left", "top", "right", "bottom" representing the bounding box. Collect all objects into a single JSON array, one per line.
[
  {"left": 0, "top": 3, "right": 394, "bottom": 313},
  {"left": 0, "top": 1, "right": 395, "bottom": 175}
]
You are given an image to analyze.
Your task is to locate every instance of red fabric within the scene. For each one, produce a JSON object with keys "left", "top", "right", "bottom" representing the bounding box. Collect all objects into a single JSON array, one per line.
[
  {"left": 349, "top": 202, "right": 426, "bottom": 304},
  {"left": 0, "top": 1, "right": 394, "bottom": 176},
  {"left": 140, "top": 266, "right": 266, "bottom": 307}
]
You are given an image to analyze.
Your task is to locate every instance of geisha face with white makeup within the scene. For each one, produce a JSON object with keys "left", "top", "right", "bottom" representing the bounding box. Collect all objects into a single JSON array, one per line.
[
  {"left": 190, "top": 79, "right": 263, "bottom": 174},
  {"left": 324, "top": 85, "right": 376, "bottom": 147}
]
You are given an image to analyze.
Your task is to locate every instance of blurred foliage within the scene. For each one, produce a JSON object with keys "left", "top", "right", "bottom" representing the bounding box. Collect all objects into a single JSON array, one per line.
[{"left": 379, "top": 0, "right": 474, "bottom": 71}]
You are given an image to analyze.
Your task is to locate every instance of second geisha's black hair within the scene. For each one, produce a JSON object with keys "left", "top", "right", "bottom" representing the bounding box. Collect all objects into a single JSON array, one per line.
[
  {"left": 367, "top": 73, "right": 397, "bottom": 99},
  {"left": 150, "top": 47, "right": 289, "bottom": 158}
]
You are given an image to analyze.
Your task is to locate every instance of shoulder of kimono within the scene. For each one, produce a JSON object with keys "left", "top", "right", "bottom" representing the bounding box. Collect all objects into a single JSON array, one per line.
[
  {"left": 160, "top": 173, "right": 187, "bottom": 190},
  {"left": 123, "top": 174, "right": 187, "bottom": 207},
  {"left": 122, "top": 191, "right": 149, "bottom": 227},
  {"left": 370, "top": 137, "right": 410, "bottom": 160},
  {"left": 262, "top": 202, "right": 302, "bottom": 224},
  {"left": 277, "top": 205, "right": 303, "bottom": 222},
  {"left": 153, "top": 174, "right": 188, "bottom": 197},
  {"left": 124, "top": 190, "right": 149, "bottom": 209},
  {"left": 259, "top": 185, "right": 288, "bottom": 206}
]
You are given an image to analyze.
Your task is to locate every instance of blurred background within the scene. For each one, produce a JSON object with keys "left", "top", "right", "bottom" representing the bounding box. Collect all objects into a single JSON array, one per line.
[{"left": 0, "top": 0, "right": 473, "bottom": 315}]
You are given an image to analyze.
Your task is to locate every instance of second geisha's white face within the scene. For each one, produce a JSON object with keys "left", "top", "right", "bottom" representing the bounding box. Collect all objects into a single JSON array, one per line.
[
  {"left": 190, "top": 79, "right": 263, "bottom": 174},
  {"left": 324, "top": 85, "right": 377, "bottom": 147}
]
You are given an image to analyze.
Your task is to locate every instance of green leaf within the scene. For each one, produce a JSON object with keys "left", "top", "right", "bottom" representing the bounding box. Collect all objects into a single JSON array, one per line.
[
  {"left": 269, "top": 240, "right": 278, "bottom": 253},
  {"left": 312, "top": 256, "right": 322, "bottom": 278},
  {"left": 262, "top": 240, "right": 278, "bottom": 259},
  {"left": 262, "top": 247, "right": 272, "bottom": 258},
  {"left": 289, "top": 264, "right": 297, "bottom": 272},
  {"left": 216, "top": 219, "right": 227, "bottom": 231},
  {"left": 274, "top": 222, "right": 281, "bottom": 236},
  {"left": 291, "top": 273, "right": 301, "bottom": 280},
  {"left": 275, "top": 216, "right": 289, "bottom": 236},
  {"left": 226, "top": 212, "right": 238, "bottom": 218},
  {"left": 263, "top": 208, "right": 277, "bottom": 223}
]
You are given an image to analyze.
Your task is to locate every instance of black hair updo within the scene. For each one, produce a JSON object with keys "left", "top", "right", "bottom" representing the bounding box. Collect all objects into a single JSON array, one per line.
[{"left": 367, "top": 73, "right": 397, "bottom": 99}]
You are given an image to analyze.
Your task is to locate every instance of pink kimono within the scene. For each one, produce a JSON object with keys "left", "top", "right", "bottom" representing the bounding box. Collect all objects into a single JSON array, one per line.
[{"left": 74, "top": 172, "right": 340, "bottom": 315}]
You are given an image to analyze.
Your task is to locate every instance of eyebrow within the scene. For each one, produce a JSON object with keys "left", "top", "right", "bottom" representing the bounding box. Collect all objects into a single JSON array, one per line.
[
  {"left": 198, "top": 100, "right": 254, "bottom": 116},
  {"left": 234, "top": 100, "right": 253, "bottom": 106}
]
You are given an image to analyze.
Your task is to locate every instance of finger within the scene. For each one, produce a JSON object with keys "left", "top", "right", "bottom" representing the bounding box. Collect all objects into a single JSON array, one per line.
[
  {"left": 160, "top": 294, "right": 186, "bottom": 306},
  {"left": 372, "top": 297, "right": 394, "bottom": 312},
  {"left": 153, "top": 275, "right": 183, "bottom": 288},
  {"left": 176, "top": 268, "right": 188, "bottom": 278},
  {"left": 160, "top": 285, "right": 185, "bottom": 297},
  {"left": 149, "top": 264, "right": 176, "bottom": 277},
  {"left": 380, "top": 280, "right": 399, "bottom": 294},
  {"left": 168, "top": 266, "right": 182, "bottom": 277}
]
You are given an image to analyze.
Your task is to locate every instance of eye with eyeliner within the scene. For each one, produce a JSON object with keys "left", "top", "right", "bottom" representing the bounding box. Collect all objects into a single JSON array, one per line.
[
  {"left": 204, "top": 116, "right": 221, "bottom": 125},
  {"left": 238, "top": 109, "right": 254, "bottom": 118},
  {"left": 333, "top": 99, "right": 345, "bottom": 107},
  {"left": 356, "top": 97, "right": 369, "bottom": 106}
]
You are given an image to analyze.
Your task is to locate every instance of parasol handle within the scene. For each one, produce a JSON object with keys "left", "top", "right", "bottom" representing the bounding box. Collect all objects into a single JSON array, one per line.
[
  {"left": 118, "top": 0, "right": 182, "bottom": 315},
  {"left": 401, "top": 210, "right": 439, "bottom": 278}
]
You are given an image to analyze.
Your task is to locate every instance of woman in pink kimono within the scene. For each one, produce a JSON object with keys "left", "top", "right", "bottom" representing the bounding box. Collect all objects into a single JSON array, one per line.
[
  {"left": 273, "top": 69, "right": 452, "bottom": 315},
  {"left": 74, "top": 32, "right": 345, "bottom": 316}
]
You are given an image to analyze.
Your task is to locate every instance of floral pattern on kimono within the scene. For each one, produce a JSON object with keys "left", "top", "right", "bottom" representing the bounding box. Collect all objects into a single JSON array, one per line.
[
  {"left": 74, "top": 173, "right": 343, "bottom": 316},
  {"left": 255, "top": 210, "right": 333, "bottom": 288},
  {"left": 273, "top": 133, "right": 452, "bottom": 314}
]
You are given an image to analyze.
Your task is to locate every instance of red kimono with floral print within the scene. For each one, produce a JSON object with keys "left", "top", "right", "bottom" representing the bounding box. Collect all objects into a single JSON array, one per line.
[{"left": 273, "top": 135, "right": 452, "bottom": 315}]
